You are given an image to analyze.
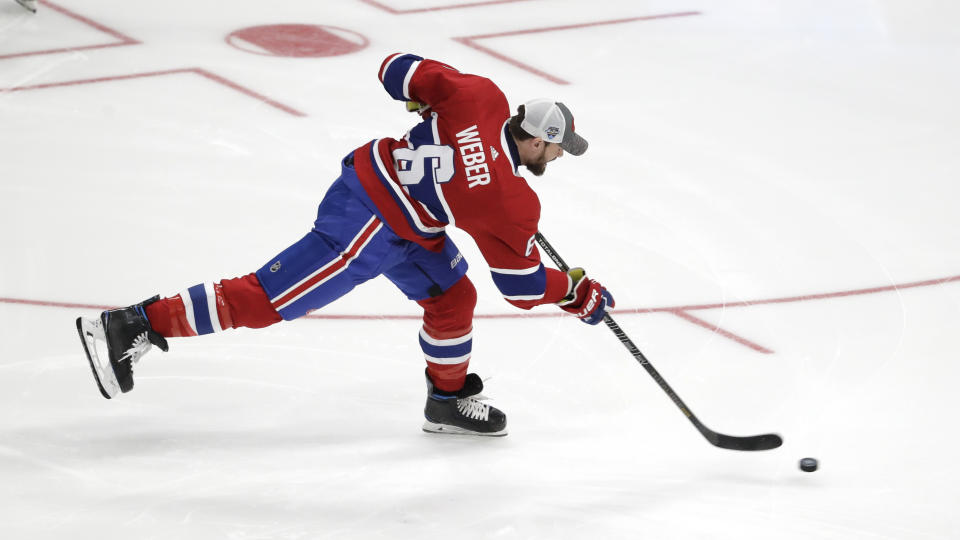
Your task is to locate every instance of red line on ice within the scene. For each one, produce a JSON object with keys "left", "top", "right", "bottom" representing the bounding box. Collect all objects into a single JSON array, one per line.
[
  {"left": 668, "top": 310, "right": 774, "bottom": 354},
  {"left": 5, "top": 273, "right": 959, "bottom": 353},
  {"left": 453, "top": 12, "right": 701, "bottom": 85},
  {"left": 0, "top": 68, "right": 306, "bottom": 117},
  {"left": 0, "top": 0, "right": 139, "bottom": 60},
  {"left": 358, "top": 0, "right": 533, "bottom": 14}
]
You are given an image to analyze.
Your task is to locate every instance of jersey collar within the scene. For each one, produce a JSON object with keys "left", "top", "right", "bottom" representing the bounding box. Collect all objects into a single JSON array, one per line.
[{"left": 500, "top": 121, "right": 522, "bottom": 175}]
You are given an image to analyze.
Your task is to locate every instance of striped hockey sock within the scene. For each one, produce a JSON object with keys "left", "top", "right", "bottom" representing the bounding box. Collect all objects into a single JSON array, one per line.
[
  {"left": 416, "top": 276, "right": 477, "bottom": 393},
  {"left": 420, "top": 326, "right": 472, "bottom": 392},
  {"left": 145, "top": 274, "right": 281, "bottom": 338}
]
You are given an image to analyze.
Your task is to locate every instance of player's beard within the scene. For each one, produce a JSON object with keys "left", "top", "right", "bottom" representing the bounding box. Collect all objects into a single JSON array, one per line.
[
  {"left": 525, "top": 146, "right": 548, "bottom": 176},
  {"left": 526, "top": 162, "right": 547, "bottom": 176}
]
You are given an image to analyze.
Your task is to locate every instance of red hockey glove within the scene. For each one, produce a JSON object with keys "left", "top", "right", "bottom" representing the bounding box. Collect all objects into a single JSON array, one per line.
[{"left": 557, "top": 268, "right": 615, "bottom": 325}]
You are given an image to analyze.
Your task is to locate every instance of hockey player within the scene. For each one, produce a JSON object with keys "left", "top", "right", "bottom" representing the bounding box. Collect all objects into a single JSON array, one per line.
[{"left": 76, "top": 53, "right": 615, "bottom": 437}]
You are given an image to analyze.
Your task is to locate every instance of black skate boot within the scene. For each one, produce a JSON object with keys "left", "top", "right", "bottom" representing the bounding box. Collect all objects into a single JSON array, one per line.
[
  {"left": 76, "top": 295, "right": 169, "bottom": 399},
  {"left": 423, "top": 371, "right": 507, "bottom": 436}
]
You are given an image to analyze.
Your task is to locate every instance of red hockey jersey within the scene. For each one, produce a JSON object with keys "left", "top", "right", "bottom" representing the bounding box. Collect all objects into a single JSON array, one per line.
[{"left": 348, "top": 53, "right": 569, "bottom": 309}]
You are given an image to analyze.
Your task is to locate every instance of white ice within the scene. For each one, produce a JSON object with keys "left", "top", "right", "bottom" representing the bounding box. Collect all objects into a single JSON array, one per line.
[{"left": 2, "top": 0, "right": 959, "bottom": 538}]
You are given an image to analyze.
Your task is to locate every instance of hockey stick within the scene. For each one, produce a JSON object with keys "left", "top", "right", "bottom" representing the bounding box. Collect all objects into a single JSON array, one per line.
[{"left": 535, "top": 232, "right": 782, "bottom": 451}]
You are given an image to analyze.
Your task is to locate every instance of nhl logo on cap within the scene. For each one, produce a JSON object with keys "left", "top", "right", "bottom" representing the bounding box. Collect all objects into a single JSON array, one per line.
[{"left": 545, "top": 126, "right": 560, "bottom": 140}]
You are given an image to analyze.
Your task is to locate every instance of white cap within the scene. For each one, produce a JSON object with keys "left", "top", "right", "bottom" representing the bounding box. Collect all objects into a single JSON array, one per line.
[{"left": 519, "top": 98, "right": 588, "bottom": 156}]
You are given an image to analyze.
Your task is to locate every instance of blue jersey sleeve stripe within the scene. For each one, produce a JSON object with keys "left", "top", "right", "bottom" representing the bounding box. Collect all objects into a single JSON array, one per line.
[
  {"left": 490, "top": 265, "right": 547, "bottom": 297},
  {"left": 381, "top": 54, "right": 424, "bottom": 101}
]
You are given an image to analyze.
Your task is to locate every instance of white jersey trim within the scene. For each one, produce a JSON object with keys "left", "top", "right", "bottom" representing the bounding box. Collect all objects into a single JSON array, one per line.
[
  {"left": 503, "top": 293, "right": 546, "bottom": 301},
  {"left": 204, "top": 283, "right": 223, "bottom": 333},
  {"left": 402, "top": 60, "right": 421, "bottom": 101},
  {"left": 490, "top": 264, "right": 541, "bottom": 276},
  {"left": 419, "top": 327, "right": 473, "bottom": 347},
  {"left": 430, "top": 113, "right": 457, "bottom": 227},
  {"left": 379, "top": 53, "right": 403, "bottom": 83},
  {"left": 424, "top": 352, "right": 471, "bottom": 365},
  {"left": 499, "top": 119, "right": 522, "bottom": 177},
  {"left": 179, "top": 288, "right": 198, "bottom": 335}
]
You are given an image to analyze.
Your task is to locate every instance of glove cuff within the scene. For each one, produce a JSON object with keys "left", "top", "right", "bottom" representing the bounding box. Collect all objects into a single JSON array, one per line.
[{"left": 557, "top": 268, "right": 586, "bottom": 307}]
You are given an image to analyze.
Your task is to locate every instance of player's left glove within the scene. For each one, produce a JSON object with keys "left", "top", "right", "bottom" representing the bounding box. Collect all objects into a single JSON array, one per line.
[
  {"left": 406, "top": 101, "right": 430, "bottom": 114},
  {"left": 557, "top": 268, "right": 615, "bottom": 325}
]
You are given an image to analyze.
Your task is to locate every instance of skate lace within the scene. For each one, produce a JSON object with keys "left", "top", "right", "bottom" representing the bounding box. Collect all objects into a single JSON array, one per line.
[
  {"left": 121, "top": 332, "right": 152, "bottom": 364},
  {"left": 456, "top": 396, "right": 490, "bottom": 421}
]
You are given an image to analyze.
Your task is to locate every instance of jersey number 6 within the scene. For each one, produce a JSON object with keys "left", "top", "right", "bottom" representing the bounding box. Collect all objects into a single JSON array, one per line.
[{"left": 394, "top": 145, "right": 455, "bottom": 186}]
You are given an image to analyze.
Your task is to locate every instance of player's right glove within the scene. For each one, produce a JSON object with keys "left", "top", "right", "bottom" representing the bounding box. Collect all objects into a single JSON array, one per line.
[{"left": 557, "top": 268, "right": 615, "bottom": 325}]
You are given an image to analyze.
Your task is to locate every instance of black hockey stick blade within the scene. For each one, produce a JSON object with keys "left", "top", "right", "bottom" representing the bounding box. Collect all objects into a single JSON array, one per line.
[
  {"left": 704, "top": 428, "right": 783, "bottom": 451},
  {"left": 692, "top": 415, "right": 782, "bottom": 451},
  {"left": 725, "top": 433, "right": 783, "bottom": 451}
]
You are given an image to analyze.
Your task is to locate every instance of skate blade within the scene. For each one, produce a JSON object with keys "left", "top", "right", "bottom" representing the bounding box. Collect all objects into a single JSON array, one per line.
[
  {"left": 422, "top": 420, "right": 508, "bottom": 437},
  {"left": 76, "top": 317, "right": 119, "bottom": 399}
]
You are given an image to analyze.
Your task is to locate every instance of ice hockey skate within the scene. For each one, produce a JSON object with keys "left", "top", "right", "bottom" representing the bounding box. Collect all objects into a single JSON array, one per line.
[
  {"left": 14, "top": 0, "right": 37, "bottom": 13},
  {"left": 76, "top": 296, "right": 169, "bottom": 399},
  {"left": 423, "top": 372, "right": 507, "bottom": 436}
]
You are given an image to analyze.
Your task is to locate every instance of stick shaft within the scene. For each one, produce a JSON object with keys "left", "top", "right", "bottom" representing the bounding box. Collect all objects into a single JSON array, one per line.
[
  {"left": 535, "top": 233, "right": 698, "bottom": 420},
  {"left": 534, "top": 232, "right": 782, "bottom": 451}
]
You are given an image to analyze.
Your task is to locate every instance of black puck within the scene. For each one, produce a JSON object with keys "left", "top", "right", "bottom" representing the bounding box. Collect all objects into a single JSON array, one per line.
[{"left": 799, "top": 457, "right": 818, "bottom": 472}]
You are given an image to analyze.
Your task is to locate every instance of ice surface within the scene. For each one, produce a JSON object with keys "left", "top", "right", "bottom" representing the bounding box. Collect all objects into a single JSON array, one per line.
[{"left": 2, "top": 0, "right": 959, "bottom": 538}]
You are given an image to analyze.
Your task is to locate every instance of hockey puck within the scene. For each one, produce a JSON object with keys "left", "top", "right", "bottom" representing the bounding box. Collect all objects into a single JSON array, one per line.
[{"left": 799, "top": 457, "right": 818, "bottom": 472}]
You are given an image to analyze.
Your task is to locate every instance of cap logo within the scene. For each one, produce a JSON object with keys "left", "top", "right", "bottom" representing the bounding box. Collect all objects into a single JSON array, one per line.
[{"left": 545, "top": 126, "right": 560, "bottom": 140}]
